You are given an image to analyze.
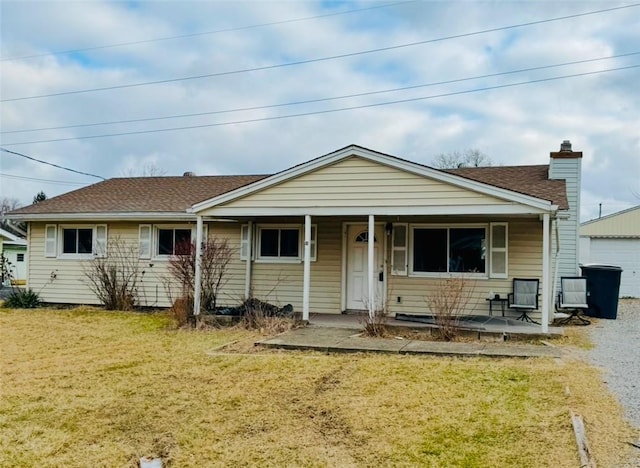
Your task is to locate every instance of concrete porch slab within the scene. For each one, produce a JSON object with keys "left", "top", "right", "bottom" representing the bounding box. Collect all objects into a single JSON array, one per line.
[{"left": 256, "top": 325, "right": 562, "bottom": 358}]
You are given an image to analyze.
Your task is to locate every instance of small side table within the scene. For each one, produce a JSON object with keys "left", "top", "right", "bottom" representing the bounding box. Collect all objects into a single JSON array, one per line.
[{"left": 486, "top": 296, "right": 508, "bottom": 317}]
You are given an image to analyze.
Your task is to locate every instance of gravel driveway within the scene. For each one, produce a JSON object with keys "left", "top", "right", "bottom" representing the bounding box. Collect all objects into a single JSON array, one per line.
[
  {"left": 587, "top": 298, "right": 640, "bottom": 465},
  {"left": 587, "top": 299, "right": 640, "bottom": 429}
]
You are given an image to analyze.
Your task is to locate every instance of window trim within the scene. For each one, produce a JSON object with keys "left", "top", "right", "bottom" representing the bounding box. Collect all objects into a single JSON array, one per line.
[
  {"left": 251, "top": 223, "right": 317, "bottom": 264},
  {"left": 409, "top": 223, "right": 488, "bottom": 278},
  {"left": 56, "top": 224, "right": 107, "bottom": 259},
  {"left": 152, "top": 224, "right": 197, "bottom": 259}
]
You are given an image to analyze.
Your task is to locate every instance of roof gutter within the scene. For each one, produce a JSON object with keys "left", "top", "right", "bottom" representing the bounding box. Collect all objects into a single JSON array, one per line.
[{"left": 5, "top": 212, "right": 198, "bottom": 222}]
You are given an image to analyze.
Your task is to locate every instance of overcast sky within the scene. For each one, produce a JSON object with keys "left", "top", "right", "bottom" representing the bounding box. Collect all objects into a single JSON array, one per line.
[{"left": 1, "top": 0, "right": 639, "bottom": 221}]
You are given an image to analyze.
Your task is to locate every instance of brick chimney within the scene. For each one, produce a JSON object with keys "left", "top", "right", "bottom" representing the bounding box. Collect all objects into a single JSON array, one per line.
[{"left": 549, "top": 140, "right": 583, "bottom": 278}]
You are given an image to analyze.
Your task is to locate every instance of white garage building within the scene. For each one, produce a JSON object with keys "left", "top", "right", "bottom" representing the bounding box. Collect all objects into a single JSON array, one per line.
[{"left": 580, "top": 205, "right": 640, "bottom": 298}]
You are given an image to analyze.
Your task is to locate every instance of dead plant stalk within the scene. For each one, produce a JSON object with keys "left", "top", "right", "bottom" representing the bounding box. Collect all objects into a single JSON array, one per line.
[{"left": 426, "top": 275, "right": 476, "bottom": 341}]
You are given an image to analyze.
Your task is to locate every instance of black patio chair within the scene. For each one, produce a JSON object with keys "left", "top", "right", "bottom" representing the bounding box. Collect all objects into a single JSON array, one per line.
[
  {"left": 508, "top": 278, "right": 540, "bottom": 324},
  {"left": 555, "top": 276, "right": 590, "bottom": 325}
]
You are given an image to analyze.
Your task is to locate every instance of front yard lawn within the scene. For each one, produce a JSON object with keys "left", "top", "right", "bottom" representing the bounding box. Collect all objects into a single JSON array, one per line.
[{"left": 0, "top": 308, "right": 635, "bottom": 467}]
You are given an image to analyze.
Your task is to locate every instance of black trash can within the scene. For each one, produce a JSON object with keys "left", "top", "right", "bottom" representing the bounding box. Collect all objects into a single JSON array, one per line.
[{"left": 580, "top": 264, "right": 623, "bottom": 319}]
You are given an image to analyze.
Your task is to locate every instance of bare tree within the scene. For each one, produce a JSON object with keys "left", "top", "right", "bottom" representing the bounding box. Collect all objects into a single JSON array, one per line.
[
  {"left": 32, "top": 191, "right": 47, "bottom": 204},
  {"left": 83, "top": 237, "right": 142, "bottom": 310},
  {"left": 426, "top": 275, "right": 476, "bottom": 341},
  {"left": 432, "top": 149, "right": 493, "bottom": 169},
  {"left": 164, "top": 238, "right": 234, "bottom": 325},
  {"left": 0, "top": 197, "right": 26, "bottom": 236},
  {"left": 121, "top": 163, "right": 167, "bottom": 177}
]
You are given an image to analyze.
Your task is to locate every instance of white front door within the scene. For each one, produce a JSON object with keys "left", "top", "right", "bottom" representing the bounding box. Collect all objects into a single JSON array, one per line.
[{"left": 346, "top": 224, "right": 385, "bottom": 310}]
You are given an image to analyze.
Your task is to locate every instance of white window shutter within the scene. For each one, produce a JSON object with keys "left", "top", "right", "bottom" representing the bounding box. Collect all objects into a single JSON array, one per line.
[
  {"left": 310, "top": 225, "right": 317, "bottom": 262},
  {"left": 240, "top": 224, "right": 249, "bottom": 260},
  {"left": 95, "top": 225, "right": 108, "bottom": 257},
  {"left": 45, "top": 224, "right": 57, "bottom": 257},
  {"left": 391, "top": 223, "right": 408, "bottom": 276},
  {"left": 489, "top": 222, "right": 508, "bottom": 278},
  {"left": 202, "top": 224, "right": 208, "bottom": 244},
  {"left": 139, "top": 224, "right": 152, "bottom": 259}
]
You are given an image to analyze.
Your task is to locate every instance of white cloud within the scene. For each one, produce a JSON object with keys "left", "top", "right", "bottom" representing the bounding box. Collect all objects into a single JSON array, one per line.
[{"left": 1, "top": 0, "right": 638, "bottom": 220}]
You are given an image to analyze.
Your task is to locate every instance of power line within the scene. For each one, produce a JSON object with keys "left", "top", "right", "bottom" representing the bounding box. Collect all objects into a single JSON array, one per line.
[
  {"left": 0, "top": 172, "right": 88, "bottom": 186},
  {"left": 3, "top": 51, "right": 637, "bottom": 135},
  {"left": 0, "top": 1, "right": 417, "bottom": 62},
  {"left": 3, "top": 3, "right": 638, "bottom": 103},
  {"left": 0, "top": 148, "right": 106, "bottom": 179},
  {"left": 3, "top": 64, "right": 638, "bottom": 146}
]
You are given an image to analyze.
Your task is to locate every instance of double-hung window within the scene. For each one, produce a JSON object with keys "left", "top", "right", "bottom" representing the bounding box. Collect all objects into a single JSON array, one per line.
[
  {"left": 410, "top": 225, "right": 487, "bottom": 275},
  {"left": 258, "top": 226, "right": 300, "bottom": 260},
  {"left": 158, "top": 228, "right": 192, "bottom": 256},
  {"left": 139, "top": 225, "right": 201, "bottom": 259},
  {"left": 63, "top": 228, "right": 94, "bottom": 255},
  {"left": 242, "top": 224, "right": 316, "bottom": 262},
  {"left": 45, "top": 224, "right": 107, "bottom": 258}
]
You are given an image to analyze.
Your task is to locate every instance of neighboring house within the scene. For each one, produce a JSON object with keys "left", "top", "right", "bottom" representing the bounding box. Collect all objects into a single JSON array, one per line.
[
  {"left": 580, "top": 205, "right": 640, "bottom": 298},
  {"left": 0, "top": 227, "right": 28, "bottom": 286},
  {"left": 7, "top": 143, "right": 582, "bottom": 331}
]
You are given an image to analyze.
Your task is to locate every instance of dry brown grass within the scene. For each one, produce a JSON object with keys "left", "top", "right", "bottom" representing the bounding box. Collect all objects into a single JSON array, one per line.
[{"left": 1, "top": 307, "right": 636, "bottom": 467}]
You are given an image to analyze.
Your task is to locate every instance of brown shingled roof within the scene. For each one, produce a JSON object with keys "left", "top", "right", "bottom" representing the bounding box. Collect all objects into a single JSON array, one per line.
[
  {"left": 445, "top": 165, "right": 569, "bottom": 210},
  {"left": 11, "top": 175, "right": 268, "bottom": 215},
  {"left": 10, "top": 160, "right": 568, "bottom": 217}
]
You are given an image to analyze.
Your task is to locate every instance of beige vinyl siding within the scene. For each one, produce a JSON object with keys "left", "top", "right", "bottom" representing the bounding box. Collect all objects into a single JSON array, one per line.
[
  {"left": 28, "top": 220, "right": 342, "bottom": 313},
  {"left": 549, "top": 157, "right": 581, "bottom": 281},
  {"left": 28, "top": 216, "right": 546, "bottom": 317},
  {"left": 388, "top": 218, "right": 544, "bottom": 317},
  {"left": 160, "top": 222, "right": 247, "bottom": 308},
  {"left": 27, "top": 222, "right": 248, "bottom": 308},
  {"left": 210, "top": 157, "right": 507, "bottom": 211},
  {"left": 250, "top": 219, "right": 342, "bottom": 314},
  {"left": 580, "top": 206, "right": 640, "bottom": 237},
  {"left": 29, "top": 222, "right": 135, "bottom": 305}
]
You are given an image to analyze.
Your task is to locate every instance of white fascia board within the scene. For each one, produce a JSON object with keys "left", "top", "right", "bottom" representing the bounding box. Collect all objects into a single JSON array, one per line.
[
  {"left": 3, "top": 239, "right": 28, "bottom": 246},
  {"left": 6, "top": 212, "right": 197, "bottom": 222},
  {"left": 0, "top": 227, "right": 21, "bottom": 242},
  {"left": 580, "top": 205, "right": 640, "bottom": 227},
  {"left": 202, "top": 204, "right": 554, "bottom": 217},
  {"left": 190, "top": 145, "right": 555, "bottom": 213}
]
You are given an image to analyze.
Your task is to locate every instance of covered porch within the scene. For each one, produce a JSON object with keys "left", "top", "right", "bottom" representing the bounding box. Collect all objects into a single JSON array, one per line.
[
  {"left": 189, "top": 146, "right": 564, "bottom": 333},
  {"left": 192, "top": 212, "right": 559, "bottom": 334}
]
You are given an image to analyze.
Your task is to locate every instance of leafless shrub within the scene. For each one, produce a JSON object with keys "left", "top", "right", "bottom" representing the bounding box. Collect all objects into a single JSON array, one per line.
[
  {"left": 169, "top": 297, "right": 193, "bottom": 328},
  {"left": 426, "top": 275, "right": 476, "bottom": 341},
  {"left": 164, "top": 237, "right": 234, "bottom": 324},
  {"left": 84, "top": 237, "right": 141, "bottom": 310},
  {"left": 360, "top": 294, "right": 390, "bottom": 337}
]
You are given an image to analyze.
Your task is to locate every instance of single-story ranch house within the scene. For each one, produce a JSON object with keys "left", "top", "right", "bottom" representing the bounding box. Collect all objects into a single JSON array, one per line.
[{"left": 8, "top": 142, "right": 583, "bottom": 332}]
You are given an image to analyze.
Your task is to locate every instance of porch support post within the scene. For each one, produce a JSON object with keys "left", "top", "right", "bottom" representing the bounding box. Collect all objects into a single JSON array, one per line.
[
  {"left": 244, "top": 221, "right": 253, "bottom": 299},
  {"left": 193, "top": 215, "right": 203, "bottom": 317},
  {"left": 368, "top": 214, "right": 375, "bottom": 320},
  {"left": 302, "top": 215, "right": 311, "bottom": 321},
  {"left": 541, "top": 213, "right": 550, "bottom": 333}
]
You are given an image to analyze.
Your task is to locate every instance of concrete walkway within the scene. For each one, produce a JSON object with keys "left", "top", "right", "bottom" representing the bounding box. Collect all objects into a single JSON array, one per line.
[{"left": 257, "top": 324, "right": 562, "bottom": 358}]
